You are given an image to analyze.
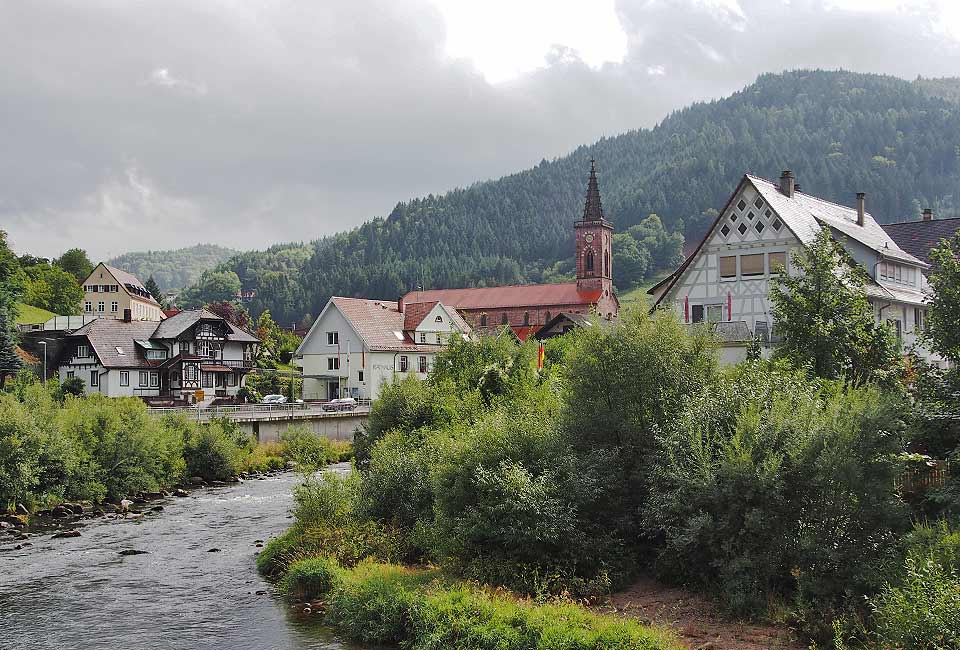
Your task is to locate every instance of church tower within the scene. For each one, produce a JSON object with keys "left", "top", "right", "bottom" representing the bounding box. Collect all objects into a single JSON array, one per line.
[{"left": 575, "top": 159, "right": 614, "bottom": 295}]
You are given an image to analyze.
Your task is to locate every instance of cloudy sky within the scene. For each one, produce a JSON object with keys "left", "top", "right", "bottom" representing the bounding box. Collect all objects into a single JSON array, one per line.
[{"left": 2, "top": 0, "right": 960, "bottom": 260}]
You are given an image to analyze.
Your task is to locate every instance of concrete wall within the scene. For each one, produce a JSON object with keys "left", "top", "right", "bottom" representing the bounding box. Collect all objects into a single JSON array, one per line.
[{"left": 239, "top": 413, "right": 368, "bottom": 443}]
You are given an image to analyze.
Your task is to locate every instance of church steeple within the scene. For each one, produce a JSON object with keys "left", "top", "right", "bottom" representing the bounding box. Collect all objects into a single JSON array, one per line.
[
  {"left": 582, "top": 158, "right": 605, "bottom": 222},
  {"left": 575, "top": 159, "right": 614, "bottom": 292}
]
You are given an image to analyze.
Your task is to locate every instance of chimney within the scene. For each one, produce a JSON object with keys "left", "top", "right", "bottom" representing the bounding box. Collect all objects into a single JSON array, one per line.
[
  {"left": 923, "top": 208, "right": 934, "bottom": 222},
  {"left": 856, "top": 192, "right": 865, "bottom": 226},
  {"left": 123, "top": 308, "right": 132, "bottom": 322},
  {"left": 779, "top": 170, "right": 795, "bottom": 197},
  {"left": 397, "top": 298, "right": 404, "bottom": 314}
]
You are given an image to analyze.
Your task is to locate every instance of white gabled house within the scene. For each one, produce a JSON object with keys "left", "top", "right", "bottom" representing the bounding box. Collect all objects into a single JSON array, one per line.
[
  {"left": 295, "top": 297, "right": 473, "bottom": 402},
  {"left": 651, "top": 171, "right": 939, "bottom": 365}
]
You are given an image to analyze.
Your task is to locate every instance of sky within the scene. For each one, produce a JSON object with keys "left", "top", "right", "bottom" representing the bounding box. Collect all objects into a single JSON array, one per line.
[{"left": 2, "top": 0, "right": 960, "bottom": 261}]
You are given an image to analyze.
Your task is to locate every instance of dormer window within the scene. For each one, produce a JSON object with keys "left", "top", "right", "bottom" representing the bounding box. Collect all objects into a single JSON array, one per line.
[
  {"left": 77, "top": 344, "right": 90, "bottom": 358},
  {"left": 420, "top": 332, "right": 427, "bottom": 343},
  {"left": 435, "top": 315, "right": 443, "bottom": 322}
]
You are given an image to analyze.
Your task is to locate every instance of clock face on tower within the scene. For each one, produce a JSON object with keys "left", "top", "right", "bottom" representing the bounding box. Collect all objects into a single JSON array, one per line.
[{"left": 584, "top": 233, "right": 594, "bottom": 243}]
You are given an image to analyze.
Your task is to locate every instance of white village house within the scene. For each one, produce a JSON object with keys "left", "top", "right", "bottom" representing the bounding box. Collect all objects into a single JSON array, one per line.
[
  {"left": 295, "top": 297, "right": 473, "bottom": 402},
  {"left": 650, "top": 171, "right": 940, "bottom": 365},
  {"left": 56, "top": 308, "right": 259, "bottom": 402}
]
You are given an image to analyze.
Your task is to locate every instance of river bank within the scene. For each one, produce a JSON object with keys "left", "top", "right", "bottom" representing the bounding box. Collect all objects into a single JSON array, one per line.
[{"left": 0, "top": 466, "right": 360, "bottom": 650}]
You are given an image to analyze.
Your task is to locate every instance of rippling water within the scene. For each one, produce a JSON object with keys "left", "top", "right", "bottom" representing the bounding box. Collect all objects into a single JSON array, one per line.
[{"left": 0, "top": 467, "right": 360, "bottom": 650}]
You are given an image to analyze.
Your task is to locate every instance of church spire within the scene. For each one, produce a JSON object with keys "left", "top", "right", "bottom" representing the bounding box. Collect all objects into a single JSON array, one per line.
[{"left": 582, "top": 158, "right": 605, "bottom": 222}]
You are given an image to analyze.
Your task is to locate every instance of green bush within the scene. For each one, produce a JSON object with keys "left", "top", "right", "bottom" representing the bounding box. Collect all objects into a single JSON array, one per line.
[
  {"left": 867, "top": 558, "right": 960, "bottom": 649},
  {"left": 183, "top": 418, "right": 249, "bottom": 481},
  {"left": 325, "top": 562, "right": 426, "bottom": 645},
  {"left": 645, "top": 362, "right": 909, "bottom": 619},
  {"left": 60, "top": 376, "right": 85, "bottom": 397},
  {"left": 281, "top": 426, "right": 338, "bottom": 472},
  {"left": 360, "top": 428, "right": 435, "bottom": 532},
  {"left": 281, "top": 556, "right": 343, "bottom": 601},
  {"left": 256, "top": 529, "right": 303, "bottom": 579}
]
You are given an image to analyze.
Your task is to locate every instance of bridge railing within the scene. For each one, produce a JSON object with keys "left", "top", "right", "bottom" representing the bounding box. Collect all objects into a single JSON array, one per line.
[{"left": 147, "top": 403, "right": 312, "bottom": 419}]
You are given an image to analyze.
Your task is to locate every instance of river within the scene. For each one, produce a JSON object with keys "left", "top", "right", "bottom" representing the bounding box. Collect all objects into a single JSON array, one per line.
[{"left": 0, "top": 466, "right": 361, "bottom": 650}]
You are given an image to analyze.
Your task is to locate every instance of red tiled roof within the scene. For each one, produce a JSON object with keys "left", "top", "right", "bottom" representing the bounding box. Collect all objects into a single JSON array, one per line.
[
  {"left": 402, "top": 301, "right": 439, "bottom": 331},
  {"left": 512, "top": 326, "right": 538, "bottom": 341},
  {"left": 331, "top": 297, "right": 451, "bottom": 352},
  {"left": 402, "top": 282, "right": 603, "bottom": 310},
  {"left": 884, "top": 217, "right": 960, "bottom": 267}
]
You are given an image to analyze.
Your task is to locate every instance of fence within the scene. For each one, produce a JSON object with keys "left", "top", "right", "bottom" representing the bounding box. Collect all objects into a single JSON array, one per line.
[{"left": 899, "top": 460, "right": 951, "bottom": 495}]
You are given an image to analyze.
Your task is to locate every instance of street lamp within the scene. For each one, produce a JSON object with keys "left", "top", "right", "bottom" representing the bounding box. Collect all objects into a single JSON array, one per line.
[{"left": 38, "top": 341, "right": 48, "bottom": 384}]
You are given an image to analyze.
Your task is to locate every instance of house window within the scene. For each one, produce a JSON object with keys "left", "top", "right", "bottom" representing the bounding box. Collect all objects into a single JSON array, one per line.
[
  {"left": 66, "top": 371, "right": 74, "bottom": 379},
  {"left": 719, "top": 256, "right": 737, "bottom": 279},
  {"left": 243, "top": 345, "right": 253, "bottom": 361},
  {"left": 172, "top": 371, "right": 180, "bottom": 383},
  {"left": 435, "top": 315, "right": 443, "bottom": 322},
  {"left": 769, "top": 252, "right": 787, "bottom": 274},
  {"left": 110, "top": 301, "right": 118, "bottom": 313},
  {"left": 145, "top": 349, "right": 167, "bottom": 360},
  {"left": 914, "top": 308, "right": 926, "bottom": 332},
  {"left": 418, "top": 356, "right": 428, "bottom": 373},
  {"left": 227, "top": 373, "right": 237, "bottom": 387},
  {"left": 97, "top": 301, "right": 105, "bottom": 312},
  {"left": 706, "top": 305, "right": 724, "bottom": 323},
  {"left": 90, "top": 371, "right": 99, "bottom": 387},
  {"left": 120, "top": 371, "right": 129, "bottom": 386},
  {"left": 111, "top": 285, "right": 118, "bottom": 292},
  {"left": 150, "top": 372, "right": 159, "bottom": 388},
  {"left": 479, "top": 314, "right": 487, "bottom": 327},
  {"left": 77, "top": 344, "right": 89, "bottom": 358},
  {"left": 501, "top": 313, "right": 508, "bottom": 325},
  {"left": 888, "top": 319, "right": 902, "bottom": 340},
  {"left": 197, "top": 340, "right": 211, "bottom": 357},
  {"left": 327, "top": 357, "right": 340, "bottom": 371},
  {"left": 180, "top": 341, "right": 191, "bottom": 355},
  {"left": 139, "top": 371, "right": 149, "bottom": 387},
  {"left": 327, "top": 331, "right": 339, "bottom": 345},
  {"left": 691, "top": 305, "right": 704, "bottom": 323},
  {"left": 523, "top": 312, "right": 530, "bottom": 326},
  {"left": 420, "top": 332, "right": 427, "bottom": 343},
  {"left": 84, "top": 301, "right": 92, "bottom": 313},
  {"left": 741, "top": 254, "right": 764, "bottom": 277},
  {"left": 184, "top": 365, "right": 197, "bottom": 382},
  {"left": 202, "top": 372, "right": 213, "bottom": 388},
  {"left": 436, "top": 334, "right": 441, "bottom": 344},
  {"left": 358, "top": 370, "right": 364, "bottom": 383},
  {"left": 100, "top": 285, "right": 109, "bottom": 293},
  {"left": 399, "top": 356, "right": 409, "bottom": 372}
]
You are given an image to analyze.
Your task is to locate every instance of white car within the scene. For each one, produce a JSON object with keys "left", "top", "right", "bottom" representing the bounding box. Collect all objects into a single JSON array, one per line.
[
  {"left": 261, "top": 394, "right": 288, "bottom": 404},
  {"left": 322, "top": 397, "right": 358, "bottom": 412}
]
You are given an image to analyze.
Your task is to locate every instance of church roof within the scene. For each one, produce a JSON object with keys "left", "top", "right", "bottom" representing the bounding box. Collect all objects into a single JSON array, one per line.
[
  {"left": 582, "top": 158, "right": 605, "bottom": 222},
  {"left": 402, "top": 282, "right": 603, "bottom": 310}
]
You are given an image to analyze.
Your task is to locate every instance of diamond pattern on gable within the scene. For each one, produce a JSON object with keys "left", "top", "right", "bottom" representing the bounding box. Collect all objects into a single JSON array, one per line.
[
  {"left": 754, "top": 198, "right": 764, "bottom": 209},
  {"left": 738, "top": 223, "right": 748, "bottom": 235},
  {"left": 730, "top": 213, "right": 738, "bottom": 223},
  {"left": 737, "top": 199, "right": 747, "bottom": 211},
  {"left": 747, "top": 211, "right": 755, "bottom": 221},
  {"left": 720, "top": 224, "right": 730, "bottom": 237},
  {"left": 772, "top": 218, "right": 783, "bottom": 232},
  {"left": 755, "top": 221, "right": 765, "bottom": 234}
]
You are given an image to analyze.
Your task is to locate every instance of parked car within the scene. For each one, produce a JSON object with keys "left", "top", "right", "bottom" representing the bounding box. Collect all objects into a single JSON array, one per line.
[
  {"left": 261, "top": 394, "right": 288, "bottom": 404},
  {"left": 322, "top": 397, "right": 358, "bottom": 412}
]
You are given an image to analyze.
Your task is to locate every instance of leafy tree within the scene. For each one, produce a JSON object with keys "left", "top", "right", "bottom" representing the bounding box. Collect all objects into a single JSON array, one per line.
[
  {"left": 143, "top": 275, "right": 168, "bottom": 310},
  {"left": 22, "top": 264, "right": 83, "bottom": 314},
  {"left": 612, "top": 232, "right": 650, "bottom": 288},
  {"left": 925, "top": 231, "right": 960, "bottom": 364},
  {"left": 53, "top": 248, "right": 94, "bottom": 283},
  {"left": 771, "top": 227, "right": 902, "bottom": 384},
  {"left": 180, "top": 269, "right": 241, "bottom": 307},
  {"left": 207, "top": 301, "right": 250, "bottom": 330}
]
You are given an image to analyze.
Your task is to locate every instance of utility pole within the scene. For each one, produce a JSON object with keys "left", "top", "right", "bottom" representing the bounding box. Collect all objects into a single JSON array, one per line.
[{"left": 38, "top": 340, "right": 48, "bottom": 384}]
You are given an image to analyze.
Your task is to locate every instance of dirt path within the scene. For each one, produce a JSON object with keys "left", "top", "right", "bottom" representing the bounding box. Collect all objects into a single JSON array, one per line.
[{"left": 593, "top": 577, "right": 804, "bottom": 650}]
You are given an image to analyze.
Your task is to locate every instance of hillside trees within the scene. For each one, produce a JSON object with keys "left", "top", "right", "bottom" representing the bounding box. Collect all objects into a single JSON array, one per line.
[
  {"left": 179, "top": 269, "right": 242, "bottom": 307},
  {"left": 107, "top": 244, "right": 237, "bottom": 291},
  {"left": 21, "top": 263, "right": 83, "bottom": 315}
]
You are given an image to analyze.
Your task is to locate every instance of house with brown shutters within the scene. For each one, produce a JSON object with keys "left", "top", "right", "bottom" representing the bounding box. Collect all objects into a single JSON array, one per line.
[
  {"left": 651, "top": 171, "right": 942, "bottom": 365},
  {"left": 56, "top": 308, "right": 259, "bottom": 402},
  {"left": 81, "top": 263, "right": 166, "bottom": 322}
]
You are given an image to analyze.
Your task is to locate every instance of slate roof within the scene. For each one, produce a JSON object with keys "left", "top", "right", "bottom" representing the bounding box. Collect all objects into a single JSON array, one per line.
[
  {"left": 66, "top": 310, "right": 259, "bottom": 369},
  {"left": 330, "top": 297, "right": 466, "bottom": 353},
  {"left": 152, "top": 308, "right": 259, "bottom": 342},
  {"left": 883, "top": 217, "right": 960, "bottom": 267},
  {"left": 69, "top": 319, "right": 163, "bottom": 368},
  {"left": 103, "top": 264, "right": 161, "bottom": 307},
  {"left": 747, "top": 175, "right": 925, "bottom": 265},
  {"left": 403, "top": 282, "right": 603, "bottom": 310}
]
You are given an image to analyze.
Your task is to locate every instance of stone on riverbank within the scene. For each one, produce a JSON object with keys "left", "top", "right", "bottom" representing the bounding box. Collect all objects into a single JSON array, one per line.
[
  {"left": 208, "top": 548, "right": 221, "bottom": 553},
  {"left": 52, "top": 530, "right": 81, "bottom": 539},
  {"left": 119, "top": 549, "right": 149, "bottom": 556},
  {"left": 174, "top": 489, "right": 189, "bottom": 497}
]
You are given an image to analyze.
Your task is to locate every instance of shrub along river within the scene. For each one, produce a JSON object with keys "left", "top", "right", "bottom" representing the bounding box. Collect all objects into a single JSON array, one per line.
[{"left": 0, "top": 466, "right": 361, "bottom": 650}]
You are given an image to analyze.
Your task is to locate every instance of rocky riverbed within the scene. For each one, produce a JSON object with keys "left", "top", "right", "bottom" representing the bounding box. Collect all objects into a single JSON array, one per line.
[{"left": 0, "top": 465, "right": 362, "bottom": 650}]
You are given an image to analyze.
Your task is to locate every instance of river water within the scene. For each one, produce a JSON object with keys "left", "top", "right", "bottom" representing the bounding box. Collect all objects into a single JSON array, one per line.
[{"left": 0, "top": 467, "right": 360, "bottom": 650}]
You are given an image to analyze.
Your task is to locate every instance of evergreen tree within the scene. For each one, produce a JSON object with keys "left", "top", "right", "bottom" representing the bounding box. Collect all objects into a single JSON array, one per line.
[
  {"left": 770, "top": 228, "right": 902, "bottom": 384},
  {"left": 144, "top": 275, "right": 168, "bottom": 310},
  {"left": 0, "top": 306, "right": 22, "bottom": 387}
]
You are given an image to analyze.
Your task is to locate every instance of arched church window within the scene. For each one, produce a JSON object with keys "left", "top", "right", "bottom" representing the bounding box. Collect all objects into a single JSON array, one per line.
[
  {"left": 545, "top": 311, "right": 551, "bottom": 323},
  {"left": 585, "top": 250, "right": 594, "bottom": 272},
  {"left": 523, "top": 311, "right": 530, "bottom": 326},
  {"left": 480, "top": 314, "right": 487, "bottom": 327},
  {"left": 501, "top": 313, "right": 508, "bottom": 325},
  {"left": 604, "top": 251, "right": 610, "bottom": 277}
]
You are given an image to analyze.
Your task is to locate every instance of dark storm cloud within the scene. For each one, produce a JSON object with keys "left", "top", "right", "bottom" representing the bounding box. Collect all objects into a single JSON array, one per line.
[{"left": 1, "top": 0, "right": 958, "bottom": 259}]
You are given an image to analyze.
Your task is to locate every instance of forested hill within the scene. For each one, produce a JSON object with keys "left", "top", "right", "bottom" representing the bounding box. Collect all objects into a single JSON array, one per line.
[
  {"left": 108, "top": 244, "right": 237, "bottom": 291},
  {"left": 197, "top": 70, "right": 960, "bottom": 323}
]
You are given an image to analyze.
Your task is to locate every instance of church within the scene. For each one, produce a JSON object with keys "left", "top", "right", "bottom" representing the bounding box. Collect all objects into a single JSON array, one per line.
[{"left": 401, "top": 160, "right": 620, "bottom": 340}]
